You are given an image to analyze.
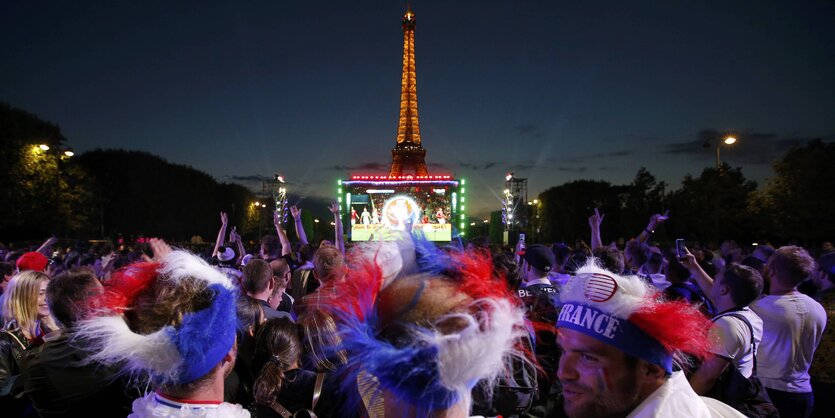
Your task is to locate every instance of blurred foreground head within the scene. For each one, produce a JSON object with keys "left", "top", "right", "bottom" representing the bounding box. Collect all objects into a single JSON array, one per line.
[
  {"left": 74, "top": 250, "right": 238, "bottom": 389},
  {"left": 323, "top": 236, "right": 529, "bottom": 418}
]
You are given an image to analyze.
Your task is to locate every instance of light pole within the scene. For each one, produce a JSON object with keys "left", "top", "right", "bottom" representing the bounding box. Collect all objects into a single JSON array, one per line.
[{"left": 715, "top": 136, "right": 737, "bottom": 169}]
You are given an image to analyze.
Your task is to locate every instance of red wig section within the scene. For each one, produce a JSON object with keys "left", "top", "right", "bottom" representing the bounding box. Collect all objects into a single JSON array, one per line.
[
  {"left": 628, "top": 294, "right": 712, "bottom": 361},
  {"left": 97, "top": 262, "right": 160, "bottom": 314}
]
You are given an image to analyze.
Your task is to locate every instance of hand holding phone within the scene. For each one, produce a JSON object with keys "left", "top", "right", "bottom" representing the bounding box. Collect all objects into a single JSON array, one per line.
[{"left": 675, "top": 239, "right": 686, "bottom": 260}]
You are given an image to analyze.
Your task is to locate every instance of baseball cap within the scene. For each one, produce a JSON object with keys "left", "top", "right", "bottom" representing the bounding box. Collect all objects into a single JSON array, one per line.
[
  {"left": 522, "top": 244, "right": 556, "bottom": 272},
  {"left": 16, "top": 251, "right": 49, "bottom": 272}
]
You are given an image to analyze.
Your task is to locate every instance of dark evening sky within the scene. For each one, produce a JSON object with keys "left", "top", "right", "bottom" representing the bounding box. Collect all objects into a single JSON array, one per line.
[{"left": 3, "top": 1, "right": 834, "bottom": 217}]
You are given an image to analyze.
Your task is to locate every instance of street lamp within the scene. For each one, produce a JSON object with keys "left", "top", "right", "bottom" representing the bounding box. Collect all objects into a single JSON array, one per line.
[{"left": 715, "top": 136, "right": 737, "bottom": 169}]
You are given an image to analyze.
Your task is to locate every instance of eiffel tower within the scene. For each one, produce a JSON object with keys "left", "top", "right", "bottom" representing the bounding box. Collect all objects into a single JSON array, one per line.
[{"left": 389, "top": 6, "right": 429, "bottom": 177}]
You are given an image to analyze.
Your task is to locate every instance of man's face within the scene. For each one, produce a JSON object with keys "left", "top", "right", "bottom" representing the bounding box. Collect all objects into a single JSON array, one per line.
[{"left": 557, "top": 328, "right": 644, "bottom": 418}]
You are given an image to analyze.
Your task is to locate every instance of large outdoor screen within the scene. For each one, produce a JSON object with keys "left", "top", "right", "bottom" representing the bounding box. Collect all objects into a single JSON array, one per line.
[{"left": 340, "top": 178, "right": 463, "bottom": 242}]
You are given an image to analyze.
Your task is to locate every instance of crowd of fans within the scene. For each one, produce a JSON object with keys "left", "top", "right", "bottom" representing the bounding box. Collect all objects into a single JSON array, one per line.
[{"left": 0, "top": 203, "right": 832, "bottom": 418}]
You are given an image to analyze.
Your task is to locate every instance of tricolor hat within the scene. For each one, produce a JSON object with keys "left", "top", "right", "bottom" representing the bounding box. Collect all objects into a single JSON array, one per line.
[
  {"left": 74, "top": 250, "right": 238, "bottom": 385},
  {"left": 324, "top": 236, "right": 530, "bottom": 413},
  {"left": 558, "top": 262, "right": 712, "bottom": 374}
]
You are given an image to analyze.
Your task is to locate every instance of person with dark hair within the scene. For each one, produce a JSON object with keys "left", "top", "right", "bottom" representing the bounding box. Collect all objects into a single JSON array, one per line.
[
  {"left": 592, "top": 246, "right": 625, "bottom": 275},
  {"left": 517, "top": 244, "right": 560, "bottom": 411},
  {"left": 624, "top": 239, "right": 652, "bottom": 276},
  {"left": 250, "top": 317, "right": 334, "bottom": 418},
  {"left": 810, "top": 252, "right": 835, "bottom": 418},
  {"left": 556, "top": 261, "right": 744, "bottom": 417},
  {"left": 20, "top": 269, "right": 135, "bottom": 417},
  {"left": 686, "top": 263, "right": 776, "bottom": 415},
  {"left": 224, "top": 296, "right": 267, "bottom": 408},
  {"left": 242, "top": 259, "right": 291, "bottom": 321},
  {"left": 672, "top": 250, "right": 717, "bottom": 318},
  {"left": 0, "top": 261, "right": 13, "bottom": 295},
  {"left": 267, "top": 258, "right": 293, "bottom": 314},
  {"left": 750, "top": 246, "right": 826, "bottom": 418},
  {"left": 549, "top": 243, "right": 572, "bottom": 287},
  {"left": 493, "top": 252, "right": 523, "bottom": 292}
]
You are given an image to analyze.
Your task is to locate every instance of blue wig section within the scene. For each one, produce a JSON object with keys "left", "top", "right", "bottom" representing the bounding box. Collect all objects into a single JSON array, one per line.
[
  {"left": 166, "top": 284, "right": 238, "bottom": 384},
  {"left": 412, "top": 232, "right": 457, "bottom": 276},
  {"left": 334, "top": 306, "right": 460, "bottom": 411}
]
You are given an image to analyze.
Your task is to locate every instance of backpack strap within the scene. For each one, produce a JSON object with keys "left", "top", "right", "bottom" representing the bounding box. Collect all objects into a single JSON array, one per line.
[
  {"left": 312, "top": 372, "right": 325, "bottom": 410},
  {"left": 713, "top": 312, "right": 758, "bottom": 373},
  {"left": 267, "top": 401, "right": 293, "bottom": 418}
]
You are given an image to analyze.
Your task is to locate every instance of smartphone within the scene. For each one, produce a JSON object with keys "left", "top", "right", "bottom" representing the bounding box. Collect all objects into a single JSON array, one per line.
[
  {"left": 675, "top": 238, "right": 686, "bottom": 260},
  {"left": 518, "top": 233, "right": 526, "bottom": 253}
]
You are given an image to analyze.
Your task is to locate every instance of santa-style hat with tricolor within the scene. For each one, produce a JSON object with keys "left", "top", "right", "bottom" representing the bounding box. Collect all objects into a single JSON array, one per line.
[
  {"left": 558, "top": 262, "right": 712, "bottom": 374},
  {"left": 74, "top": 250, "right": 238, "bottom": 386}
]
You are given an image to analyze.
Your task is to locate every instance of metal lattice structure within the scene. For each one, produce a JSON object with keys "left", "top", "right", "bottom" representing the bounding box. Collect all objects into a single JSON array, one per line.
[
  {"left": 262, "top": 173, "right": 288, "bottom": 225},
  {"left": 502, "top": 172, "right": 528, "bottom": 232},
  {"left": 389, "top": 7, "right": 428, "bottom": 177}
]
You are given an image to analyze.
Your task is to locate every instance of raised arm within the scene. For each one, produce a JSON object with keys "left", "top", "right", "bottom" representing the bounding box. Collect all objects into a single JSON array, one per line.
[
  {"left": 273, "top": 209, "right": 292, "bottom": 257},
  {"left": 228, "top": 226, "right": 245, "bottom": 266},
  {"left": 212, "top": 212, "right": 228, "bottom": 257},
  {"left": 588, "top": 208, "right": 604, "bottom": 251},
  {"left": 329, "top": 201, "right": 345, "bottom": 255},
  {"left": 35, "top": 236, "right": 58, "bottom": 255},
  {"left": 636, "top": 210, "right": 669, "bottom": 243},
  {"left": 290, "top": 205, "right": 309, "bottom": 246},
  {"left": 680, "top": 247, "right": 715, "bottom": 301}
]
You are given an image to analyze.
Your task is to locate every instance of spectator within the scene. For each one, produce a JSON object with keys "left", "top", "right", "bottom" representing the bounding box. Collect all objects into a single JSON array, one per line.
[
  {"left": 1, "top": 271, "right": 58, "bottom": 416},
  {"left": 250, "top": 317, "right": 336, "bottom": 417},
  {"left": 592, "top": 246, "right": 625, "bottom": 275},
  {"left": 224, "top": 296, "right": 267, "bottom": 408},
  {"left": 241, "top": 259, "right": 292, "bottom": 321},
  {"left": 751, "top": 246, "right": 826, "bottom": 418},
  {"left": 549, "top": 242, "right": 572, "bottom": 287},
  {"left": 267, "top": 258, "right": 293, "bottom": 314},
  {"left": 556, "top": 262, "right": 744, "bottom": 417},
  {"left": 292, "top": 245, "right": 345, "bottom": 319},
  {"left": 517, "top": 244, "right": 560, "bottom": 401},
  {"left": 810, "top": 252, "right": 835, "bottom": 418},
  {"left": 21, "top": 269, "right": 135, "bottom": 417},
  {"left": 688, "top": 263, "right": 777, "bottom": 415},
  {"left": 322, "top": 238, "right": 529, "bottom": 417},
  {"left": 0, "top": 262, "right": 13, "bottom": 295},
  {"left": 73, "top": 241, "right": 250, "bottom": 417}
]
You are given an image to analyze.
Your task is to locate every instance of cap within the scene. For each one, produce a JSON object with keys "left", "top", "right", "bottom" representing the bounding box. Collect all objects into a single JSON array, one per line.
[
  {"left": 16, "top": 252, "right": 49, "bottom": 272},
  {"left": 522, "top": 244, "right": 556, "bottom": 272},
  {"left": 217, "top": 247, "right": 235, "bottom": 262}
]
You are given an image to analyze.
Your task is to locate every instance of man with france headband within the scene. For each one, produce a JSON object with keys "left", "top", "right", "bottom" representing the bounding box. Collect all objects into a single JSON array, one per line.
[{"left": 556, "top": 262, "right": 746, "bottom": 417}]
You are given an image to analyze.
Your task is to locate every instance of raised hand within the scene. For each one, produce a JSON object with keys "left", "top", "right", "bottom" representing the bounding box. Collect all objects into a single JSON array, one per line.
[
  {"left": 220, "top": 211, "right": 228, "bottom": 226},
  {"left": 149, "top": 238, "right": 172, "bottom": 262},
  {"left": 328, "top": 200, "right": 340, "bottom": 215},
  {"left": 588, "top": 208, "right": 605, "bottom": 229},
  {"left": 228, "top": 227, "right": 240, "bottom": 243},
  {"left": 649, "top": 209, "right": 670, "bottom": 227},
  {"left": 290, "top": 205, "right": 302, "bottom": 219}
]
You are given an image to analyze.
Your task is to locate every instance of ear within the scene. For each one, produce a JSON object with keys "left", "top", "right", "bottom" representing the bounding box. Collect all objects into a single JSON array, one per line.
[
  {"left": 641, "top": 361, "right": 666, "bottom": 382},
  {"left": 269, "top": 276, "right": 276, "bottom": 290}
]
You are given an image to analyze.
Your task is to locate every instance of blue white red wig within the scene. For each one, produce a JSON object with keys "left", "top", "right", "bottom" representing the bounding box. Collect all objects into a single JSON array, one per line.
[
  {"left": 558, "top": 262, "right": 712, "bottom": 373},
  {"left": 322, "top": 235, "right": 530, "bottom": 413},
  {"left": 74, "top": 250, "right": 238, "bottom": 386}
]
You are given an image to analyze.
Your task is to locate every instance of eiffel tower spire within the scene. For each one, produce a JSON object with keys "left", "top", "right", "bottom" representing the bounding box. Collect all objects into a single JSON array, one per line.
[{"left": 389, "top": 6, "right": 428, "bottom": 177}]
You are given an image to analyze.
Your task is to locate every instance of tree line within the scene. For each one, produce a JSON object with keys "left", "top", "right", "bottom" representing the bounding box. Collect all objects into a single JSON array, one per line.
[{"left": 2, "top": 102, "right": 833, "bottom": 247}]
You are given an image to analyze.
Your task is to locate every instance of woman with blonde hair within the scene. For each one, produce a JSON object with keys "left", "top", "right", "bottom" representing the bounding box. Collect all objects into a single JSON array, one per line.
[{"left": 1, "top": 270, "right": 58, "bottom": 413}]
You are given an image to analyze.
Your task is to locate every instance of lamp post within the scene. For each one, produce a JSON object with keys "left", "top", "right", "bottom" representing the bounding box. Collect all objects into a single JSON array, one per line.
[{"left": 715, "top": 136, "right": 737, "bottom": 169}]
